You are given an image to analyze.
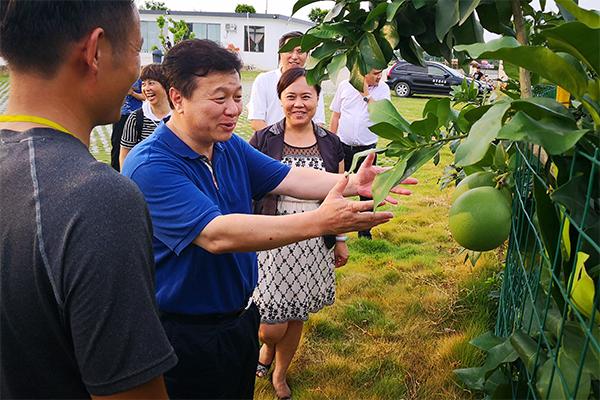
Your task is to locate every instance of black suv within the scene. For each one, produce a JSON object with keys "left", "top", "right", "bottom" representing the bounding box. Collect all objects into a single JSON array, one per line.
[{"left": 386, "top": 60, "right": 492, "bottom": 97}]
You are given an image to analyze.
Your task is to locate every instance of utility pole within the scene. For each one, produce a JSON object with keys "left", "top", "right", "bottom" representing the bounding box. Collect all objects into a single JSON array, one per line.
[{"left": 265, "top": 0, "right": 268, "bottom": 14}]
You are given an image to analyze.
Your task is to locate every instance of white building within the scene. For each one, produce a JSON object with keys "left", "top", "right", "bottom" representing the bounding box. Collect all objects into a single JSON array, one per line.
[{"left": 139, "top": 10, "right": 314, "bottom": 71}]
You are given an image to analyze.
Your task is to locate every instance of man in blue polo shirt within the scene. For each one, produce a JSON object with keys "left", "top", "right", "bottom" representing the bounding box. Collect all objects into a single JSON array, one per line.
[{"left": 122, "top": 39, "right": 416, "bottom": 399}]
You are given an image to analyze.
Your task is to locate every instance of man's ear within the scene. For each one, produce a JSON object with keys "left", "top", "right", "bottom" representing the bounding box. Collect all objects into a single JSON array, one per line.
[
  {"left": 82, "top": 27, "right": 105, "bottom": 75},
  {"left": 169, "top": 87, "right": 184, "bottom": 114}
]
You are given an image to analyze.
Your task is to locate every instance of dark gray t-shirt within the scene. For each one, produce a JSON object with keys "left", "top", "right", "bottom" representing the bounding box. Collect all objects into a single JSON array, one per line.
[{"left": 0, "top": 128, "right": 177, "bottom": 398}]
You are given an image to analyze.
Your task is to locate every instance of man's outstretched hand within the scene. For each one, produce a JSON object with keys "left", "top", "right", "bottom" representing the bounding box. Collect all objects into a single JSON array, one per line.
[
  {"left": 350, "top": 153, "right": 418, "bottom": 204},
  {"left": 316, "top": 175, "right": 394, "bottom": 235}
]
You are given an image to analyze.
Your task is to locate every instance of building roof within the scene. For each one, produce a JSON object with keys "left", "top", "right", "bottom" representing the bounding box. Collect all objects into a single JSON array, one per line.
[{"left": 139, "top": 9, "right": 314, "bottom": 27}]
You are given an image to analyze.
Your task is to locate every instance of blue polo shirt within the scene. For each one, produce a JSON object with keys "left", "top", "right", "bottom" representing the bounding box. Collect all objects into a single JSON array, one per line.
[{"left": 122, "top": 124, "right": 291, "bottom": 315}]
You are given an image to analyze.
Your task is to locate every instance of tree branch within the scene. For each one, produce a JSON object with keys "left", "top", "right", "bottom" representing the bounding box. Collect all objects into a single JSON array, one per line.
[{"left": 511, "top": 0, "right": 532, "bottom": 99}]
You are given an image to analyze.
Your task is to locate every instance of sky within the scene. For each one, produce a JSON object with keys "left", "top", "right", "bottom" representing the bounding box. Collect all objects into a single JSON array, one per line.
[{"left": 148, "top": 0, "right": 598, "bottom": 23}]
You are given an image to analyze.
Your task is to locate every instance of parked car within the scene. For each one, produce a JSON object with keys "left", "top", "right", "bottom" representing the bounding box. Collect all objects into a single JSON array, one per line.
[{"left": 386, "top": 60, "right": 493, "bottom": 97}]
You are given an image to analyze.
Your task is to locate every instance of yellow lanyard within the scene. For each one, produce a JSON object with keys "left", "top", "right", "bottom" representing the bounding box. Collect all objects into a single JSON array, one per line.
[{"left": 0, "top": 115, "right": 75, "bottom": 138}]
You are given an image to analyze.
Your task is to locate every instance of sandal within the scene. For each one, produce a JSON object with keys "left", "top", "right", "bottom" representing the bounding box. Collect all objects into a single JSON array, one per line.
[{"left": 256, "top": 360, "right": 272, "bottom": 378}]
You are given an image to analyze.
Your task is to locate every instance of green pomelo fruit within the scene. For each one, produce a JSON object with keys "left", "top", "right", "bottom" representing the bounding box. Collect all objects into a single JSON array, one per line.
[
  {"left": 452, "top": 171, "right": 512, "bottom": 204},
  {"left": 449, "top": 187, "right": 512, "bottom": 251},
  {"left": 451, "top": 171, "right": 496, "bottom": 202}
]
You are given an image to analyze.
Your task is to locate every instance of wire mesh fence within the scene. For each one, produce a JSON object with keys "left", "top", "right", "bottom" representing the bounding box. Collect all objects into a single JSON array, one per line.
[{"left": 496, "top": 136, "right": 600, "bottom": 398}]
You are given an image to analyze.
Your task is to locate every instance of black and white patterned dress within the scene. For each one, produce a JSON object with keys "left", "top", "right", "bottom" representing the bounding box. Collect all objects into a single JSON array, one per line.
[{"left": 252, "top": 142, "right": 336, "bottom": 323}]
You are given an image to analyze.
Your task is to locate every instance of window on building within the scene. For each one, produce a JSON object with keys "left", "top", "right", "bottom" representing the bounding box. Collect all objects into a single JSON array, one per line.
[
  {"left": 193, "top": 23, "right": 221, "bottom": 43},
  {"left": 244, "top": 26, "right": 265, "bottom": 53},
  {"left": 140, "top": 21, "right": 161, "bottom": 53}
]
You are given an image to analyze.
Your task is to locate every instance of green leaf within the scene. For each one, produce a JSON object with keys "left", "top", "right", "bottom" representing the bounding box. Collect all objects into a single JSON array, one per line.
[
  {"left": 481, "top": 339, "right": 518, "bottom": 372},
  {"left": 455, "top": 36, "right": 520, "bottom": 55},
  {"left": 348, "top": 147, "right": 387, "bottom": 174},
  {"left": 395, "top": 2, "right": 426, "bottom": 37},
  {"left": 497, "top": 112, "right": 589, "bottom": 155},
  {"left": 372, "top": 143, "right": 441, "bottom": 209},
  {"left": 348, "top": 52, "right": 365, "bottom": 92},
  {"left": 542, "top": 22, "right": 600, "bottom": 75},
  {"left": 415, "top": 26, "right": 452, "bottom": 61},
  {"left": 469, "top": 331, "right": 503, "bottom": 351},
  {"left": 327, "top": 53, "right": 347, "bottom": 84},
  {"left": 410, "top": 114, "right": 438, "bottom": 137},
  {"left": 510, "top": 97, "right": 575, "bottom": 122},
  {"left": 324, "top": 1, "right": 347, "bottom": 22},
  {"left": 484, "top": 368, "right": 513, "bottom": 399},
  {"left": 458, "top": 0, "right": 480, "bottom": 25},
  {"left": 304, "top": 55, "right": 321, "bottom": 70},
  {"left": 435, "top": 0, "right": 459, "bottom": 42},
  {"left": 412, "top": 0, "right": 427, "bottom": 10},
  {"left": 561, "top": 325, "right": 600, "bottom": 379},
  {"left": 305, "top": 58, "right": 329, "bottom": 86},
  {"left": 387, "top": 0, "right": 407, "bottom": 22},
  {"left": 359, "top": 32, "right": 388, "bottom": 70},
  {"left": 422, "top": 97, "right": 455, "bottom": 127},
  {"left": 310, "top": 23, "right": 352, "bottom": 39},
  {"left": 456, "top": 39, "right": 589, "bottom": 98},
  {"left": 311, "top": 41, "right": 341, "bottom": 60},
  {"left": 455, "top": 102, "right": 512, "bottom": 167},
  {"left": 363, "top": 2, "right": 388, "bottom": 31},
  {"left": 300, "top": 34, "right": 323, "bottom": 52},
  {"left": 452, "top": 13, "right": 484, "bottom": 45},
  {"left": 454, "top": 367, "right": 485, "bottom": 391},
  {"left": 503, "top": 61, "right": 520, "bottom": 81},
  {"left": 278, "top": 36, "right": 302, "bottom": 53},
  {"left": 551, "top": 173, "right": 599, "bottom": 230},
  {"left": 376, "top": 29, "right": 396, "bottom": 62},
  {"left": 536, "top": 351, "right": 592, "bottom": 400},
  {"left": 475, "top": 1, "right": 514, "bottom": 36},
  {"left": 368, "top": 99, "right": 412, "bottom": 133},
  {"left": 372, "top": 156, "right": 410, "bottom": 210},
  {"left": 292, "top": 0, "right": 323, "bottom": 15},
  {"left": 509, "top": 330, "right": 542, "bottom": 374},
  {"left": 369, "top": 122, "right": 408, "bottom": 141},
  {"left": 555, "top": 0, "right": 600, "bottom": 28},
  {"left": 397, "top": 37, "right": 424, "bottom": 67},
  {"left": 400, "top": 143, "right": 444, "bottom": 182},
  {"left": 380, "top": 21, "right": 401, "bottom": 49}
]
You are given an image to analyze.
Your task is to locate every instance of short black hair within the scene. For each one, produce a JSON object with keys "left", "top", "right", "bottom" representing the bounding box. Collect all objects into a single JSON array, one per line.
[
  {"left": 162, "top": 39, "right": 242, "bottom": 99},
  {"left": 277, "top": 68, "right": 321, "bottom": 98},
  {"left": 140, "top": 64, "right": 169, "bottom": 93},
  {"left": 0, "top": 0, "right": 136, "bottom": 77}
]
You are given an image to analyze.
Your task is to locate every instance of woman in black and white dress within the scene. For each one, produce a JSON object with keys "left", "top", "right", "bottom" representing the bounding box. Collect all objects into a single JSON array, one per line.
[
  {"left": 250, "top": 68, "right": 348, "bottom": 400},
  {"left": 119, "top": 63, "right": 171, "bottom": 167}
]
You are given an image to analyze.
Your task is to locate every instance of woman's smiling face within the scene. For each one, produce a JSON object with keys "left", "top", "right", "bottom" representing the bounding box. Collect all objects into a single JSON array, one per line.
[
  {"left": 142, "top": 79, "right": 167, "bottom": 105},
  {"left": 280, "top": 76, "right": 318, "bottom": 128}
]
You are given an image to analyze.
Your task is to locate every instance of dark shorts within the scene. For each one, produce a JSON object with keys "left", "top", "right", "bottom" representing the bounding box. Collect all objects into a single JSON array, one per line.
[{"left": 160, "top": 303, "right": 260, "bottom": 399}]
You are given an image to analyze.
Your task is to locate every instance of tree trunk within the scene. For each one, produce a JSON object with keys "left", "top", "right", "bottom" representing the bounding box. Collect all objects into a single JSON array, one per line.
[{"left": 511, "top": 0, "right": 532, "bottom": 98}]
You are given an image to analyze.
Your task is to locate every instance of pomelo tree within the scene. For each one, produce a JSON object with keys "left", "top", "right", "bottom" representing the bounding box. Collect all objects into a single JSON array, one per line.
[{"left": 289, "top": 0, "right": 599, "bottom": 397}]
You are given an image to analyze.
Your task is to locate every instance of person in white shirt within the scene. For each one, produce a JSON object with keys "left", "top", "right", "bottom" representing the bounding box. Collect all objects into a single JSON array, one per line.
[
  {"left": 330, "top": 68, "right": 391, "bottom": 239},
  {"left": 247, "top": 31, "right": 326, "bottom": 131}
]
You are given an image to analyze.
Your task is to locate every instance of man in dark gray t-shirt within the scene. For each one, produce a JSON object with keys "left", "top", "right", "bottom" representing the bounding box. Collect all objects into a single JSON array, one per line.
[
  {"left": 0, "top": 1, "right": 176, "bottom": 398},
  {"left": 0, "top": 128, "right": 177, "bottom": 397}
]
